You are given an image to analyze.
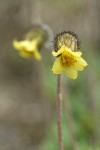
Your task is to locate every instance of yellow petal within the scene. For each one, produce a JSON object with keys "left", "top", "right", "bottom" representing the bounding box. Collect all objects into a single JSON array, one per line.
[
  {"left": 65, "top": 46, "right": 82, "bottom": 58},
  {"left": 52, "top": 49, "right": 64, "bottom": 57},
  {"left": 13, "top": 40, "right": 30, "bottom": 51},
  {"left": 34, "top": 50, "right": 42, "bottom": 60},
  {"left": 52, "top": 45, "right": 67, "bottom": 57},
  {"left": 19, "top": 51, "right": 32, "bottom": 58},
  {"left": 65, "top": 66, "right": 78, "bottom": 79},
  {"left": 52, "top": 51, "right": 59, "bottom": 56},
  {"left": 52, "top": 57, "right": 64, "bottom": 74},
  {"left": 13, "top": 40, "right": 22, "bottom": 50},
  {"left": 27, "top": 40, "right": 38, "bottom": 52},
  {"left": 61, "top": 46, "right": 82, "bottom": 58},
  {"left": 73, "top": 51, "right": 82, "bottom": 57},
  {"left": 74, "top": 62, "right": 84, "bottom": 71},
  {"left": 19, "top": 40, "right": 35, "bottom": 52},
  {"left": 77, "top": 57, "right": 88, "bottom": 66}
]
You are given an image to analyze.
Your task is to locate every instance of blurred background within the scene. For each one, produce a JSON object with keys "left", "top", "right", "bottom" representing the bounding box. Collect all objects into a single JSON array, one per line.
[{"left": 0, "top": 0, "right": 100, "bottom": 150}]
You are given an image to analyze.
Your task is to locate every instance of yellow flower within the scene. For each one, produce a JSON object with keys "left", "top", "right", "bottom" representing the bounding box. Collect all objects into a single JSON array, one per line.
[
  {"left": 13, "top": 39, "right": 41, "bottom": 60},
  {"left": 52, "top": 45, "right": 88, "bottom": 79}
]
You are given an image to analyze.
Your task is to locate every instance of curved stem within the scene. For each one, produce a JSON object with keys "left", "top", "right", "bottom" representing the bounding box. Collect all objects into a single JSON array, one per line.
[{"left": 57, "top": 75, "right": 64, "bottom": 150}]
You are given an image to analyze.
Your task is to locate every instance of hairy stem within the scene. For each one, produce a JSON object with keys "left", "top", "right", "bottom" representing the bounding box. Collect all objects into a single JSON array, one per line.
[{"left": 57, "top": 75, "right": 64, "bottom": 150}]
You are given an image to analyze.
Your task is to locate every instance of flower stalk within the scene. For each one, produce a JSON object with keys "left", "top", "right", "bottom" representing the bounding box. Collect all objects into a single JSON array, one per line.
[
  {"left": 62, "top": 79, "right": 77, "bottom": 150},
  {"left": 57, "top": 74, "right": 64, "bottom": 150}
]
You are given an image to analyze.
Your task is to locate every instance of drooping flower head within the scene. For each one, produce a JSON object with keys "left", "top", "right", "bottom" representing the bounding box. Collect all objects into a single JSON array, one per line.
[
  {"left": 13, "top": 26, "right": 47, "bottom": 60},
  {"left": 52, "top": 31, "right": 88, "bottom": 79},
  {"left": 13, "top": 39, "right": 42, "bottom": 60}
]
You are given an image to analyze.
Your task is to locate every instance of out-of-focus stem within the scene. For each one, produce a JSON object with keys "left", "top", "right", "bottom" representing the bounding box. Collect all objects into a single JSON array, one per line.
[
  {"left": 57, "top": 75, "right": 64, "bottom": 150},
  {"left": 62, "top": 78, "right": 77, "bottom": 150}
]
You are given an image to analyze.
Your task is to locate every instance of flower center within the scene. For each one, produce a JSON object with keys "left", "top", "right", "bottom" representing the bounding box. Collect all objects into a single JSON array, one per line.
[{"left": 61, "top": 51, "right": 76, "bottom": 66}]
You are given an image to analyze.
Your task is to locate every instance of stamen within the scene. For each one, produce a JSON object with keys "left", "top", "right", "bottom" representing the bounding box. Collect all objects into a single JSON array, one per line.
[{"left": 61, "top": 51, "right": 76, "bottom": 66}]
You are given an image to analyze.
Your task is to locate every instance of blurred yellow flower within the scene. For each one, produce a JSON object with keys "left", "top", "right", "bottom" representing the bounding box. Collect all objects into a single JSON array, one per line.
[
  {"left": 52, "top": 45, "right": 88, "bottom": 79},
  {"left": 13, "top": 39, "right": 41, "bottom": 60}
]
